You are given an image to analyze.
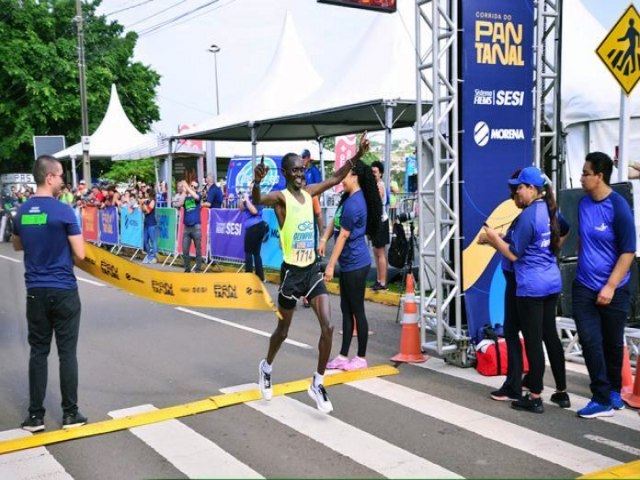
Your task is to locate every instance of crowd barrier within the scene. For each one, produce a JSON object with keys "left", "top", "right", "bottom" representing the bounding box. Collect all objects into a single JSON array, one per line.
[{"left": 73, "top": 205, "right": 283, "bottom": 271}]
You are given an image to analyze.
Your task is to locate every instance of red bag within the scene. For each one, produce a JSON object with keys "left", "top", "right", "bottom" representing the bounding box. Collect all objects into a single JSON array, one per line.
[{"left": 475, "top": 338, "right": 529, "bottom": 376}]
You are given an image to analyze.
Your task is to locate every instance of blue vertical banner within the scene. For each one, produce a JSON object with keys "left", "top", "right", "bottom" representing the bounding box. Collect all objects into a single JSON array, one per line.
[
  {"left": 119, "top": 207, "right": 144, "bottom": 249},
  {"left": 461, "top": 0, "right": 535, "bottom": 341},
  {"left": 98, "top": 206, "right": 119, "bottom": 246}
]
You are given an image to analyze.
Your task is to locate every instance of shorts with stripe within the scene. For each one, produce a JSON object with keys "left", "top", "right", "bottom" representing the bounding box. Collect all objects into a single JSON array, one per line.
[{"left": 278, "top": 262, "right": 327, "bottom": 309}]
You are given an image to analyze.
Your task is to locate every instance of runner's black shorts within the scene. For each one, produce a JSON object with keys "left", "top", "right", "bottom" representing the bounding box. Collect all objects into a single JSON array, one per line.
[
  {"left": 278, "top": 261, "right": 328, "bottom": 310},
  {"left": 370, "top": 218, "right": 390, "bottom": 248}
]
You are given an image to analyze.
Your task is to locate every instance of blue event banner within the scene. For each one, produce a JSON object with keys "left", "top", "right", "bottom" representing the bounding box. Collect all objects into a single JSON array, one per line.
[
  {"left": 226, "top": 156, "right": 285, "bottom": 197},
  {"left": 208, "top": 208, "right": 283, "bottom": 269},
  {"left": 98, "top": 206, "right": 118, "bottom": 246},
  {"left": 119, "top": 206, "right": 144, "bottom": 249},
  {"left": 461, "top": 0, "right": 535, "bottom": 341}
]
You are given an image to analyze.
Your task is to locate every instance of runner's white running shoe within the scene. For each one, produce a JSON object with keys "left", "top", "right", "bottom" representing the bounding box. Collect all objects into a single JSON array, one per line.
[
  {"left": 258, "top": 360, "right": 272, "bottom": 400},
  {"left": 308, "top": 379, "right": 333, "bottom": 413}
]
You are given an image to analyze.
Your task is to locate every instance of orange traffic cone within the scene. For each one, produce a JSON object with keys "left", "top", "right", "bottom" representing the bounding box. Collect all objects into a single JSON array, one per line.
[
  {"left": 622, "top": 351, "right": 640, "bottom": 408},
  {"left": 391, "top": 273, "right": 427, "bottom": 363},
  {"left": 621, "top": 346, "right": 633, "bottom": 396}
]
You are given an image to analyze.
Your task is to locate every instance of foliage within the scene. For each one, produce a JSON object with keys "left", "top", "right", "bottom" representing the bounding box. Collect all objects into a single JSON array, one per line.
[
  {"left": 0, "top": 0, "right": 160, "bottom": 172},
  {"left": 102, "top": 159, "right": 156, "bottom": 184}
]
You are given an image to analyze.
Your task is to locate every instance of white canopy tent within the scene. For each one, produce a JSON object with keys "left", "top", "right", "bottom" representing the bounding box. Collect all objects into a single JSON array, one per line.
[
  {"left": 177, "top": 10, "right": 428, "bottom": 190},
  {"left": 53, "top": 84, "right": 153, "bottom": 186},
  {"left": 547, "top": 0, "right": 640, "bottom": 188}
]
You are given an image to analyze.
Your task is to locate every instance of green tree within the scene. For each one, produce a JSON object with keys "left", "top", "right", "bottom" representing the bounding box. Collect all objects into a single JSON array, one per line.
[
  {"left": 0, "top": 0, "right": 160, "bottom": 172},
  {"left": 102, "top": 158, "right": 156, "bottom": 184}
]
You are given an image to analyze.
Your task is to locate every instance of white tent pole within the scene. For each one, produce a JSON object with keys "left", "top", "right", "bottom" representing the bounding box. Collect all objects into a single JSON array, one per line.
[
  {"left": 206, "top": 141, "right": 217, "bottom": 181},
  {"left": 250, "top": 122, "right": 257, "bottom": 169},
  {"left": 619, "top": 90, "right": 630, "bottom": 182},
  {"left": 318, "top": 137, "right": 325, "bottom": 182},
  {"left": 153, "top": 158, "right": 159, "bottom": 189},
  {"left": 384, "top": 102, "right": 393, "bottom": 190},
  {"left": 167, "top": 139, "right": 174, "bottom": 201},
  {"left": 70, "top": 156, "right": 78, "bottom": 189}
]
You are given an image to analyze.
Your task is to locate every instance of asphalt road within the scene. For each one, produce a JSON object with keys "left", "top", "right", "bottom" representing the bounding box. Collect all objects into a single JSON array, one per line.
[{"left": 0, "top": 242, "right": 638, "bottom": 479}]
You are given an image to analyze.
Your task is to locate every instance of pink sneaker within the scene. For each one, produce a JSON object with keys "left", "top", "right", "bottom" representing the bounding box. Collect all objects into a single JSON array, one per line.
[
  {"left": 326, "top": 356, "right": 350, "bottom": 370},
  {"left": 343, "top": 357, "right": 368, "bottom": 371}
]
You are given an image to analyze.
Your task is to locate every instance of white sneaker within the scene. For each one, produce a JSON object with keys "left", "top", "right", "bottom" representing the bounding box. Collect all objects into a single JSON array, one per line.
[
  {"left": 307, "top": 380, "right": 333, "bottom": 414},
  {"left": 258, "top": 360, "right": 272, "bottom": 400}
]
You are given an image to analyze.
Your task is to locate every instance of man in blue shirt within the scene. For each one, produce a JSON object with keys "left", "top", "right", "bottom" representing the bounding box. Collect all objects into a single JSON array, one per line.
[
  {"left": 12, "top": 155, "right": 87, "bottom": 432},
  {"left": 573, "top": 152, "right": 637, "bottom": 418},
  {"left": 175, "top": 180, "right": 203, "bottom": 272},
  {"left": 202, "top": 174, "right": 223, "bottom": 209}
]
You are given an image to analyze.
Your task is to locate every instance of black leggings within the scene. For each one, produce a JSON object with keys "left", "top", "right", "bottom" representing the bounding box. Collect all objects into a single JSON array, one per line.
[
  {"left": 339, "top": 265, "right": 370, "bottom": 357},
  {"left": 515, "top": 294, "right": 561, "bottom": 394},
  {"left": 244, "top": 222, "right": 265, "bottom": 281}
]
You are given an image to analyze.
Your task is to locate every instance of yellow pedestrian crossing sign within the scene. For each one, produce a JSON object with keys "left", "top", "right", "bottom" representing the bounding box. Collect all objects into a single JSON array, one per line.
[{"left": 596, "top": 5, "right": 640, "bottom": 95}]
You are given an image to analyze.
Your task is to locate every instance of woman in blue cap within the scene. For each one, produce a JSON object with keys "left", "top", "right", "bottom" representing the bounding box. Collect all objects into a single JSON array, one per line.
[{"left": 483, "top": 166, "right": 563, "bottom": 413}]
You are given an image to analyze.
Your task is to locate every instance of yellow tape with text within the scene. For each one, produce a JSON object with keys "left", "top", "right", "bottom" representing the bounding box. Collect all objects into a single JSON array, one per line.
[{"left": 76, "top": 243, "right": 279, "bottom": 316}]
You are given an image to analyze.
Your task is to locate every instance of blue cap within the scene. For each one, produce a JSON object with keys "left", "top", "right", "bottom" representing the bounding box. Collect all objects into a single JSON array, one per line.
[
  {"left": 508, "top": 166, "right": 545, "bottom": 188},
  {"left": 300, "top": 149, "right": 311, "bottom": 158}
]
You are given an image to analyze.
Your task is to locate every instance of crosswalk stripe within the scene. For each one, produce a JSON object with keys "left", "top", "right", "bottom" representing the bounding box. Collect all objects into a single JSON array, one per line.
[
  {"left": 350, "top": 377, "right": 620, "bottom": 475},
  {"left": 176, "top": 307, "right": 312, "bottom": 349},
  {"left": 584, "top": 434, "right": 640, "bottom": 456},
  {"left": 0, "top": 429, "right": 72, "bottom": 480},
  {"left": 221, "top": 383, "right": 462, "bottom": 479},
  {"left": 109, "top": 404, "right": 263, "bottom": 479},
  {"left": 416, "top": 359, "right": 640, "bottom": 431}
]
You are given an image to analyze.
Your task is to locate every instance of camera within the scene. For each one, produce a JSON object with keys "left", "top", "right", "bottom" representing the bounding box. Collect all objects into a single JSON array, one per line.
[{"left": 397, "top": 211, "right": 416, "bottom": 223}]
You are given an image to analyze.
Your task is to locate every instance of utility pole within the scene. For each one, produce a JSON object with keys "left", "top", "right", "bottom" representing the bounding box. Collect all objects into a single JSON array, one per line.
[{"left": 75, "top": 0, "right": 91, "bottom": 183}]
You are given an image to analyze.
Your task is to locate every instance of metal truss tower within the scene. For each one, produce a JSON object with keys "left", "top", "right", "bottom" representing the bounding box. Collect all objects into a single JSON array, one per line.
[
  {"left": 533, "top": 0, "right": 563, "bottom": 187},
  {"left": 414, "top": 0, "right": 561, "bottom": 363},
  {"left": 414, "top": 0, "right": 467, "bottom": 364}
]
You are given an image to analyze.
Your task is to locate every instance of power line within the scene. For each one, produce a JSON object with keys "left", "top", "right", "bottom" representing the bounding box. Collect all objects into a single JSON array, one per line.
[
  {"left": 136, "top": 0, "right": 222, "bottom": 36},
  {"left": 125, "top": 0, "right": 189, "bottom": 29},
  {"left": 104, "top": 0, "right": 155, "bottom": 17}
]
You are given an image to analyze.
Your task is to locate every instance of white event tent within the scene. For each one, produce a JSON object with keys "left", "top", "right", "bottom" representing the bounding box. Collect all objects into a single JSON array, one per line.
[
  {"left": 177, "top": 9, "right": 427, "bottom": 190},
  {"left": 53, "top": 84, "right": 153, "bottom": 184},
  {"left": 547, "top": 0, "right": 640, "bottom": 188}
]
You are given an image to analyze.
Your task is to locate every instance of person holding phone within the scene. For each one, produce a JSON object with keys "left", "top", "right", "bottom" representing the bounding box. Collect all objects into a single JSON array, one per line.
[{"left": 252, "top": 133, "right": 370, "bottom": 414}]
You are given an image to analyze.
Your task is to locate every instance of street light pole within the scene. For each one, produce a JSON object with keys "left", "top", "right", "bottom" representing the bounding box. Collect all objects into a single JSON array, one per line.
[
  {"left": 207, "top": 44, "right": 221, "bottom": 115},
  {"left": 74, "top": 0, "right": 91, "bottom": 184},
  {"left": 206, "top": 44, "right": 221, "bottom": 181}
]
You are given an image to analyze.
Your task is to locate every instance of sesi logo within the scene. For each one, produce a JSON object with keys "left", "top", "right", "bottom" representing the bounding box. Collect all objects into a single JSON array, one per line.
[
  {"left": 225, "top": 222, "right": 242, "bottom": 236},
  {"left": 495, "top": 90, "right": 524, "bottom": 106}
]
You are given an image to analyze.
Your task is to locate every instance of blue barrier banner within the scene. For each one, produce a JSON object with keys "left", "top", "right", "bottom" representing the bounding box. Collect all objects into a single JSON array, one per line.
[
  {"left": 461, "top": 0, "right": 534, "bottom": 341},
  {"left": 226, "top": 156, "right": 285, "bottom": 197},
  {"left": 73, "top": 207, "right": 82, "bottom": 228},
  {"left": 99, "top": 206, "right": 118, "bottom": 246},
  {"left": 262, "top": 208, "right": 283, "bottom": 269},
  {"left": 119, "top": 206, "right": 144, "bottom": 249},
  {"left": 209, "top": 209, "right": 245, "bottom": 260}
]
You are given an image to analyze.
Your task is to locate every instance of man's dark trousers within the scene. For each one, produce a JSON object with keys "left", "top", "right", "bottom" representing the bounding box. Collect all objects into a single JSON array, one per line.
[{"left": 26, "top": 287, "right": 81, "bottom": 417}]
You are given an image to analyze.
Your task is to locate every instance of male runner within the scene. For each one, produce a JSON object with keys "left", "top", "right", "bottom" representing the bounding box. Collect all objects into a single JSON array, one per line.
[{"left": 252, "top": 132, "right": 369, "bottom": 413}]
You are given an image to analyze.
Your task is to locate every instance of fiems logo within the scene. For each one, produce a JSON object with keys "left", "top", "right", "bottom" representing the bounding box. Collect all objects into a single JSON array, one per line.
[{"left": 473, "top": 89, "right": 524, "bottom": 107}]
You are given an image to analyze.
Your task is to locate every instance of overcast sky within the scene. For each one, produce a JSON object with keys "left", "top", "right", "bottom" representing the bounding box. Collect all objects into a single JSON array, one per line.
[{"left": 94, "top": 0, "right": 631, "bottom": 139}]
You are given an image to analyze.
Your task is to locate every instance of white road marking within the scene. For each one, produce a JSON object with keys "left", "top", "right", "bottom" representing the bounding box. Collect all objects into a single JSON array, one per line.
[
  {"left": 221, "top": 383, "right": 462, "bottom": 479},
  {"left": 76, "top": 277, "right": 105, "bottom": 287},
  {"left": 176, "top": 307, "right": 312, "bottom": 349},
  {"left": 350, "top": 377, "right": 620, "bottom": 475},
  {"left": 416, "top": 359, "right": 640, "bottom": 432},
  {"left": 0, "top": 429, "right": 73, "bottom": 480},
  {"left": 109, "top": 404, "right": 263, "bottom": 479},
  {"left": 0, "top": 254, "right": 20, "bottom": 263},
  {"left": 584, "top": 434, "right": 640, "bottom": 456}
]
